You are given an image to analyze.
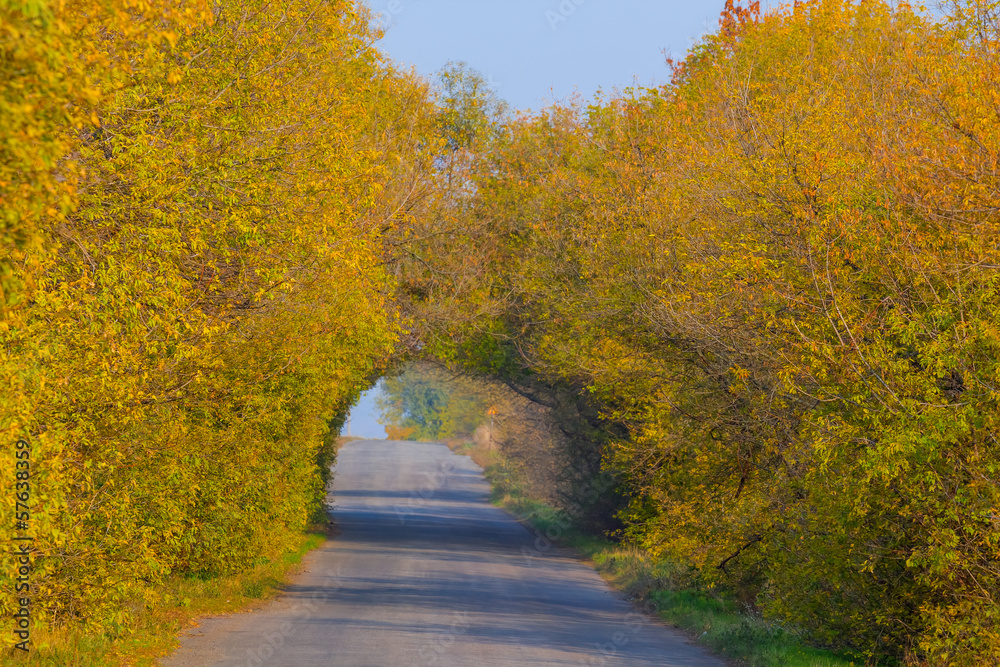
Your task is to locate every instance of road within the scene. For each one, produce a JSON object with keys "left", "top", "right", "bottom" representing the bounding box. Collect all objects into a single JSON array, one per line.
[{"left": 163, "top": 440, "right": 726, "bottom": 666}]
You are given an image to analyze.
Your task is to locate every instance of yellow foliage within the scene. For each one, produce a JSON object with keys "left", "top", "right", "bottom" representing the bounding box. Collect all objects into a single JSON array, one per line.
[
  {"left": 407, "top": 1, "right": 1000, "bottom": 662},
  {"left": 1, "top": 0, "right": 435, "bottom": 644}
]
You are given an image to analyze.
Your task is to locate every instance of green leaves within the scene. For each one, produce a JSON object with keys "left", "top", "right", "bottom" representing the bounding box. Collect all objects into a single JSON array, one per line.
[
  {"left": 378, "top": 363, "right": 487, "bottom": 441},
  {"left": 435, "top": 61, "right": 509, "bottom": 153}
]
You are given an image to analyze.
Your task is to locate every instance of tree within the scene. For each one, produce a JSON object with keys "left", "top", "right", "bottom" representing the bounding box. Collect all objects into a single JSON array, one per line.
[
  {"left": 378, "top": 363, "right": 486, "bottom": 440},
  {"left": 402, "top": 1, "right": 1000, "bottom": 662},
  {"left": 435, "top": 60, "right": 509, "bottom": 153},
  {"left": 0, "top": 0, "right": 437, "bottom": 641}
]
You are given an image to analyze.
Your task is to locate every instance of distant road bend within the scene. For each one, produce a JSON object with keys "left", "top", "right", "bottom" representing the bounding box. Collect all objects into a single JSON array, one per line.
[{"left": 163, "top": 440, "right": 726, "bottom": 666}]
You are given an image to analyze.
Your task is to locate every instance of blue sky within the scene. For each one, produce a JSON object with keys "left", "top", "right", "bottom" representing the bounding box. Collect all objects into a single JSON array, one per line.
[
  {"left": 345, "top": 382, "right": 389, "bottom": 440},
  {"left": 370, "top": 0, "right": 755, "bottom": 112}
]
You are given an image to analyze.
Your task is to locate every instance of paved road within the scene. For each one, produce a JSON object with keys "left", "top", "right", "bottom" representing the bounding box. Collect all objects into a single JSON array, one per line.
[{"left": 163, "top": 440, "right": 725, "bottom": 666}]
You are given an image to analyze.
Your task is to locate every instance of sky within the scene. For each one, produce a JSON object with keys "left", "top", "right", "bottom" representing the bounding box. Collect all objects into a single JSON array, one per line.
[
  {"left": 345, "top": 382, "right": 389, "bottom": 440},
  {"left": 369, "top": 0, "right": 782, "bottom": 112},
  {"left": 346, "top": 0, "right": 773, "bottom": 438}
]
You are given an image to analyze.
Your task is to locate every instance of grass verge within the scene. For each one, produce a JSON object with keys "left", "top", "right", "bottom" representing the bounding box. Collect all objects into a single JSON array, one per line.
[
  {"left": 446, "top": 438, "right": 857, "bottom": 667},
  {"left": 4, "top": 528, "right": 326, "bottom": 667}
]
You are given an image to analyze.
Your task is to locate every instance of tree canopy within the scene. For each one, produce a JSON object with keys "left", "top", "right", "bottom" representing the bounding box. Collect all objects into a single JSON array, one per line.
[
  {"left": 1, "top": 0, "right": 436, "bottom": 636},
  {"left": 4, "top": 0, "right": 1000, "bottom": 664},
  {"left": 395, "top": 1, "right": 1000, "bottom": 662}
]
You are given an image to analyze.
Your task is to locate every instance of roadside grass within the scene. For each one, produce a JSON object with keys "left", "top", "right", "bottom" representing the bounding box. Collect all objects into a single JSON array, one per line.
[
  {"left": 447, "top": 437, "right": 856, "bottom": 667},
  {"left": 4, "top": 529, "right": 326, "bottom": 666}
]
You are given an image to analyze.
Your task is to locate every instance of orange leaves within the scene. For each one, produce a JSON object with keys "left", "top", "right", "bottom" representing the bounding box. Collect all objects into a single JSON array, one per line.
[{"left": 719, "top": 0, "right": 761, "bottom": 41}]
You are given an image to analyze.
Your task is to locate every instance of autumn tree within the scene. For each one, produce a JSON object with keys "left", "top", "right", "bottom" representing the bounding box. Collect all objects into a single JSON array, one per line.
[
  {"left": 402, "top": 0, "right": 1000, "bottom": 662},
  {"left": 1, "top": 0, "right": 437, "bottom": 644}
]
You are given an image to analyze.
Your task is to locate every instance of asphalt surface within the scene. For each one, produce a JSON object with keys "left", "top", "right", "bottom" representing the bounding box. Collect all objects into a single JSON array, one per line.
[{"left": 162, "top": 440, "right": 726, "bottom": 667}]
